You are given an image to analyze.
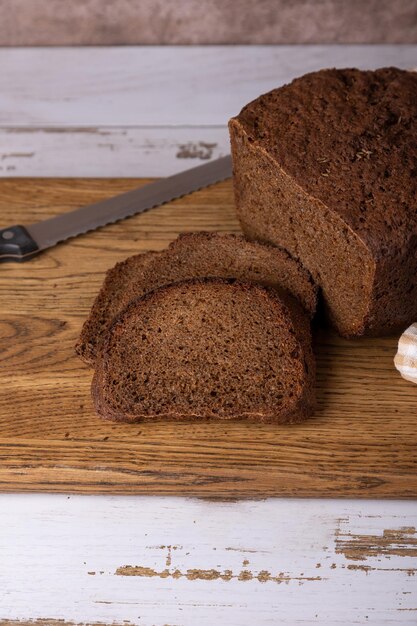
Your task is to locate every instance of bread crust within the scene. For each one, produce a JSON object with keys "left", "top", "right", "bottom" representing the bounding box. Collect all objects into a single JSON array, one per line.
[
  {"left": 75, "top": 250, "right": 158, "bottom": 365},
  {"left": 77, "top": 232, "right": 317, "bottom": 365}
]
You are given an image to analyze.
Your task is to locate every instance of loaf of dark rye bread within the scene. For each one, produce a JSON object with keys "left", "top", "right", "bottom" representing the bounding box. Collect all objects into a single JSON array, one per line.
[
  {"left": 92, "top": 278, "right": 315, "bottom": 423},
  {"left": 229, "top": 67, "right": 417, "bottom": 337},
  {"left": 76, "top": 232, "right": 317, "bottom": 366}
]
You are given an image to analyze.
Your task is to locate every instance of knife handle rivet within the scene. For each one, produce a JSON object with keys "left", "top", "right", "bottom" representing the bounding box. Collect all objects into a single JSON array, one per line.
[
  {"left": 1, "top": 230, "right": 15, "bottom": 240},
  {"left": 0, "top": 225, "right": 39, "bottom": 262}
]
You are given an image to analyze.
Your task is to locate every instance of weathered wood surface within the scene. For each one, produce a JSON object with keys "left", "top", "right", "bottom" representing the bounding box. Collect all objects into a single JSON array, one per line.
[
  {"left": 0, "top": 496, "right": 416, "bottom": 624},
  {"left": 0, "top": 45, "right": 416, "bottom": 176},
  {"left": 0, "top": 178, "right": 416, "bottom": 497},
  {"left": 0, "top": 127, "right": 229, "bottom": 177}
]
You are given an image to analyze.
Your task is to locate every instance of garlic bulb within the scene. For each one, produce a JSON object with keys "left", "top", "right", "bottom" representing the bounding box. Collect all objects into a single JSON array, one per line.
[{"left": 394, "top": 323, "right": 417, "bottom": 384}]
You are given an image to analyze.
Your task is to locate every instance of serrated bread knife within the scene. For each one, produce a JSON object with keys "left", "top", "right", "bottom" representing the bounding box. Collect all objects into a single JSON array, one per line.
[{"left": 0, "top": 155, "right": 232, "bottom": 262}]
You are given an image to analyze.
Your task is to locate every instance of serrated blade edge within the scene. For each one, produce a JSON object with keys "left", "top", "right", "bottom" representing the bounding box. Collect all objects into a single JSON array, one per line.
[{"left": 26, "top": 155, "right": 232, "bottom": 251}]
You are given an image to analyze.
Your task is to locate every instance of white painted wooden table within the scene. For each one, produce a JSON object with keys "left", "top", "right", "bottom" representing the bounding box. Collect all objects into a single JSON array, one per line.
[
  {"left": 1, "top": 496, "right": 417, "bottom": 624},
  {"left": 1, "top": 46, "right": 417, "bottom": 624},
  {"left": 0, "top": 45, "right": 416, "bottom": 177}
]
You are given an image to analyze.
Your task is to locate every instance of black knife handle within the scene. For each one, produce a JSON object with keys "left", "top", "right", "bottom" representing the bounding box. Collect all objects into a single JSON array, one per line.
[{"left": 0, "top": 225, "right": 39, "bottom": 262}]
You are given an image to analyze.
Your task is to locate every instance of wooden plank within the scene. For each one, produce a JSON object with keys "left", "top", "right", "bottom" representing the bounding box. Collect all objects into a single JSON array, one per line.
[
  {"left": 0, "top": 178, "right": 416, "bottom": 498},
  {"left": 0, "top": 46, "right": 416, "bottom": 177},
  {"left": 0, "top": 127, "right": 229, "bottom": 177},
  {"left": 0, "top": 46, "right": 415, "bottom": 126},
  {"left": 0, "top": 495, "right": 416, "bottom": 624}
]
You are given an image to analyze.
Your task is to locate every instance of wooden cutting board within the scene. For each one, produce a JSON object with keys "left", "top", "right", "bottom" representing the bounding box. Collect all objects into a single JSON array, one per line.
[{"left": 1, "top": 178, "right": 416, "bottom": 498}]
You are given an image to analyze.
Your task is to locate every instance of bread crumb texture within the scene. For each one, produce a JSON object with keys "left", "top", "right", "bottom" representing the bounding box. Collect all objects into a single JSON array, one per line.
[{"left": 92, "top": 278, "right": 315, "bottom": 423}]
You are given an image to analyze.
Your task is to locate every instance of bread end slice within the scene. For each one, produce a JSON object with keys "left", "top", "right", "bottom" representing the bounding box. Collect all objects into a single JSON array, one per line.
[{"left": 75, "top": 251, "right": 158, "bottom": 366}]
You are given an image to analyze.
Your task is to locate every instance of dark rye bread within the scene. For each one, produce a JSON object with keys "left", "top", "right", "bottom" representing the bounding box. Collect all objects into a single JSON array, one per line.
[
  {"left": 229, "top": 67, "right": 417, "bottom": 337},
  {"left": 75, "top": 251, "right": 158, "bottom": 365},
  {"left": 76, "top": 231, "right": 317, "bottom": 366},
  {"left": 92, "top": 278, "right": 315, "bottom": 423}
]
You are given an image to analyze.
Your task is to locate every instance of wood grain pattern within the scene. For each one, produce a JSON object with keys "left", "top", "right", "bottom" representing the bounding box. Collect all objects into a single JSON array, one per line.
[
  {"left": 1, "top": 47, "right": 415, "bottom": 126},
  {"left": 1, "top": 178, "right": 416, "bottom": 497}
]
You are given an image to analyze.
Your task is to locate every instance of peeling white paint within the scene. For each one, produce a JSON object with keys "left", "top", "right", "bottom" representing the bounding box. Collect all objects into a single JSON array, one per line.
[
  {"left": 0, "top": 45, "right": 416, "bottom": 177},
  {"left": 0, "top": 496, "right": 416, "bottom": 624},
  {"left": 0, "top": 127, "right": 228, "bottom": 177}
]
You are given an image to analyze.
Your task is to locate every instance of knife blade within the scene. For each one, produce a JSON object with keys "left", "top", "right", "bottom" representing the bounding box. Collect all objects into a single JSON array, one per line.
[{"left": 0, "top": 155, "right": 232, "bottom": 263}]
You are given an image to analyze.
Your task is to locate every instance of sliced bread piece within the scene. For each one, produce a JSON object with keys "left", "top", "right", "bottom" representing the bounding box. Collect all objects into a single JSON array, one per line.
[
  {"left": 92, "top": 278, "right": 315, "bottom": 423},
  {"left": 229, "top": 67, "right": 417, "bottom": 337},
  {"left": 76, "top": 250, "right": 158, "bottom": 365},
  {"left": 76, "top": 231, "right": 317, "bottom": 366}
]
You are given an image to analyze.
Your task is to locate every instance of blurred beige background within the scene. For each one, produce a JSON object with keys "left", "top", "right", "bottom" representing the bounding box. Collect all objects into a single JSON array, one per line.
[{"left": 0, "top": 0, "right": 416, "bottom": 45}]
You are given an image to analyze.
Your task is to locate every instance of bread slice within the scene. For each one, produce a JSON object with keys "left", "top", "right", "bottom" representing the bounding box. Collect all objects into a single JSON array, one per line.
[
  {"left": 76, "top": 232, "right": 317, "bottom": 366},
  {"left": 92, "top": 278, "right": 315, "bottom": 423},
  {"left": 229, "top": 67, "right": 417, "bottom": 337},
  {"left": 75, "top": 251, "right": 158, "bottom": 366}
]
